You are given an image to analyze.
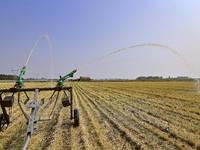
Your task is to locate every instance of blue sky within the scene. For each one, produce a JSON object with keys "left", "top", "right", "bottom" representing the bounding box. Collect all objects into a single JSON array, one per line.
[{"left": 0, "top": 0, "right": 200, "bottom": 79}]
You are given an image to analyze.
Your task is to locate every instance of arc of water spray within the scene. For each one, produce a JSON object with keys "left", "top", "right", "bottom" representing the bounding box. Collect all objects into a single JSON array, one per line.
[
  {"left": 25, "top": 33, "right": 52, "bottom": 67},
  {"left": 24, "top": 33, "right": 54, "bottom": 85},
  {"left": 77, "top": 43, "right": 193, "bottom": 71}
]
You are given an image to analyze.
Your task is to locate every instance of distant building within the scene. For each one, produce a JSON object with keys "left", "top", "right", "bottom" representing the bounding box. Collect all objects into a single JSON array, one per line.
[{"left": 79, "top": 76, "right": 91, "bottom": 81}]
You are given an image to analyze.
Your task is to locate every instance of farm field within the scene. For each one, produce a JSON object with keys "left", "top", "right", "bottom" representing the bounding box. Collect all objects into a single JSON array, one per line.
[{"left": 0, "top": 81, "right": 200, "bottom": 150}]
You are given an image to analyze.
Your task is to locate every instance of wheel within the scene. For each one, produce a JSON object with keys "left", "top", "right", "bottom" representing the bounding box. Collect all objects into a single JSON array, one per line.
[
  {"left": 74, "top": 108, "right": 79, "bottom": 127},
  {"left": 0, "top": 114, "right": 8, "bottom": 131},
  {"left": 0, "top": 114, "right": 3, "bottom": 131}
]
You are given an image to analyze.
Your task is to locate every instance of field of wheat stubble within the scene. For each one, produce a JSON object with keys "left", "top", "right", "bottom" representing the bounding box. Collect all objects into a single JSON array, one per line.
[{"left": 0, "top": 81, "right": 200, "bottom": 150}]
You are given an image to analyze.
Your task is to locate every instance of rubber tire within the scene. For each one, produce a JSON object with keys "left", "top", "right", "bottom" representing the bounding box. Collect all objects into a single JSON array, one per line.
[
  {"left": 0, "top": 114, "right": 3, "bottom": 131},
  {"left": 0, "top": 114, "right": 6, "bottom": 131},
  {"left": 74, "top": 108, "right": 79, "bottom": 127}
]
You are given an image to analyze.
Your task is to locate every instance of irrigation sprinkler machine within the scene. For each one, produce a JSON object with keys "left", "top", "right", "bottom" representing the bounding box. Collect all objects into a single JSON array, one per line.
[{"left": 0, "top": 66, "right": 79, "bottom": 149}]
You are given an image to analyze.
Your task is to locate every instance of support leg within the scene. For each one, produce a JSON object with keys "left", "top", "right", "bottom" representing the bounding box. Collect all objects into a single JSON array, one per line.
[
  {"left": 18, "top": 92, "right": 29, "bottom": 120},
  {"left": 70, "top": 88, "right": 73, "bottom": 120},
  {"left": 23, "top": 92, "right": 30, "bottom": 104},
  {"left": 49, "top": 90, "right": 56, "bottom": 100},
  {"left": 49, "top": 91, "right": 60, "bottom": 117}
]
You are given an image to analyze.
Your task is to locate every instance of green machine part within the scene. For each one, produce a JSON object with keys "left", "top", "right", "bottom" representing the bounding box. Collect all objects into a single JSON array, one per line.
[
  {"left": 57, "top": 69, "right": 77, "bottom": 87},
  {"left": 15, "top": 66, "right": 26, "bottom": 88}
]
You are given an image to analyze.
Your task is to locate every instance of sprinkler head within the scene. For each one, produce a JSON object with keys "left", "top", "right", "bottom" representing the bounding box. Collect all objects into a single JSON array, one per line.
[
  {"left": 56, "top": 69, "right": 77, "bottom": 87},
  {"left": 14, "top": 66, "right": 26, "bottom": 88}
]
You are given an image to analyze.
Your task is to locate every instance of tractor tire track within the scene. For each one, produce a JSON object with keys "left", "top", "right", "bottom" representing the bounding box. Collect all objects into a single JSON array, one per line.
[
  {"left": 41, "top": 103, "right": 63, "bottom": 150},
  {"left": 76, "top": 85, "right": 177, "bottom": 150},
  {"left": 77, "top": 83, "right": 196, "bottom": 150},
  {"left": 84, "top": 83, "right": 200, "bottom": 133},
  {"left": 73, "top": 86, "right": 104, "bottom": 149},
  {"left": 70, "top": 88, "right": 87, "bottom": 150},
  {"left": 74, "top": 84, "right": 133, "bottom": 150},
  {"left": 90, "top": 84, "right": 200, "bottom": 122},
  {"left": 90, "top": 86, "right": 199, "bottom": 145},
  {"left": 74, "top": 84, "right": 145, "bottom": 149}
]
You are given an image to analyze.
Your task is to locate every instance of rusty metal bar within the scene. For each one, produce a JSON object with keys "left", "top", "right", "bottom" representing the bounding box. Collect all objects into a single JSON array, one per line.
[{"left": 0, "top": 87, "right": 72, "bottom": 93}]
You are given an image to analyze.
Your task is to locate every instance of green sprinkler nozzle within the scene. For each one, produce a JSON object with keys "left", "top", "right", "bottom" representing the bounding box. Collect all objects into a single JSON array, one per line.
[
  {"left": 15, "top": 66, "right": 26, "bottom": 88},
  {"left": 57, "top": 69, "right": 77, "bottom": 87}
]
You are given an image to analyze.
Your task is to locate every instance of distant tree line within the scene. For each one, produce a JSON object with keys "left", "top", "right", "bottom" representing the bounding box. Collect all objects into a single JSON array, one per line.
[
  {"left": 0, "top": 74, "right": 18, "bottom": 80},
  {"left": 136, "top": 76, "right": 194, "bottom": 81},
  {"left": 136, "top": 76, "right": 163, "bottom": 81}
]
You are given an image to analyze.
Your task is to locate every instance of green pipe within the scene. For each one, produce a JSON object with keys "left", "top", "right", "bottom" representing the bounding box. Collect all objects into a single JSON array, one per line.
[
  {"left": 15, "top": 66, "right": 26, "bottom": 88},
  {"left": 57, "top": 69, "right": 77, "bottom": 87}
]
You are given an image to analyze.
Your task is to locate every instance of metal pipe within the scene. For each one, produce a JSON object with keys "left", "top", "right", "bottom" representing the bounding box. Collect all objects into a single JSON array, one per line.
[
  {"left": 33, "top": 89, "right": 38, "bottom": 103},
  {"left": 22, "top": 89, "right": 40, "bottom": 150},
  {"left": 22, "top": 134, "right": 31, "bottom": 150}
]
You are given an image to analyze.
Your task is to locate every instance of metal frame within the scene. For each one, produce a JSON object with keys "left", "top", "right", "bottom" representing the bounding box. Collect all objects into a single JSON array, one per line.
[
  {"left": 0, "top": 86, "right": 73, "bottom": 120},
  {"left": 0, "top": 86, "right": 74, "bottom": 149}
]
